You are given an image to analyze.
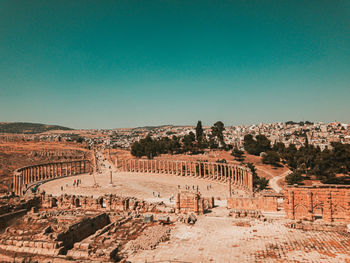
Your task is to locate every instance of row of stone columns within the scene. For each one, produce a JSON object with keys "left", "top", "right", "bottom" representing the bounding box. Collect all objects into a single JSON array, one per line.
[
  {"left": 120, "top": 159, "right": 253, "bottom": 192},
  {"left": 13, "top": 160, "right": 90, "bottom": 196}
]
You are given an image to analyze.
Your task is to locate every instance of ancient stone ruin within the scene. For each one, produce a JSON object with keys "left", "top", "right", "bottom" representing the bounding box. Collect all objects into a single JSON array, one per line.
[{"left": 284, "top": 185, "right": 350, "bottom": 222}]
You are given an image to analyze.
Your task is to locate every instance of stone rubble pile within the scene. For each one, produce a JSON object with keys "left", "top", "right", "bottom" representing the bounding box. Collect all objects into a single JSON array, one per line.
[
  {"left": 229, "top": 209, "right": 263, "bottom": 219},
  {"left": 177, "top": 213, "right": 197, "bottom": 225},
  {"left": 126, "top": 225, "right": 171, "bottom": 252}
]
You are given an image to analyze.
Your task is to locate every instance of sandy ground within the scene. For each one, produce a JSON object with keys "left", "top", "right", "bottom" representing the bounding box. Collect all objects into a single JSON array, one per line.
[{"left": 40, "top": 171, "right": 233, "bottom": 205}]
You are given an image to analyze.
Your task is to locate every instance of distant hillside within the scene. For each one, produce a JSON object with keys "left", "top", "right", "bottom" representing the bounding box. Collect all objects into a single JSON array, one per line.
[
  {"left": 0, "top": 122, "right": 73, "bottom": 134},
  {"left": 134, "top": 125, "right": 174, "bottom": 130}
]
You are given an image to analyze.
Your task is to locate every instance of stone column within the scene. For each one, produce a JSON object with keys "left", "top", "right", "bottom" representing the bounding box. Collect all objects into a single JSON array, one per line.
[
  {"left": 210, "top": 163, "right": 213, "bottom": 179},
  {"left": 235, "top": 168, "right": 239, "bottom": 187},
  {"left": 19, "top": 173, "right": 23, "bottom": 195},
  {"left": 37, "top": 166, "right": 41, "bottom": 181},
  {"left": 13, "top": 174, "right": 16, "bottom": 194},
  {"left": 235, "top": 167, "right": 238, "bottom": 187},
  {"left": 307, "top": 191, "right": 314, "bottom": 221},
  {"left": 203, "top": 162, "right": 205, "bottom": 178},
  {"left": 46, "top": 165, "right": 49, "bottom": 179},
  {"left": 242, "top": 169, "right": 245, "bottom": 188},
  {"left": 288, "top": 190, "right": 295, "bottom": 220},
  {"left": 240, "top": 168, "right": 243, "bottom": 187},
  {"left": 26, "top": 168, "right": 29, "bottom": 184},
  {"left": 223, "top": 165, "right": 226, "bottom": 181},
  {"left": 14, "top": 174, "right": 19, "bottom": 195},
  {"left": 248, "top": 170, "right": 253, "bottom": 191},
  {"left": 33, "top": 166, "right": 38, "bottom": 182},
  {"left": 51, "top": 164, "right": 54, "bottom": 178},
  {"left": 217, "top": 164, "right": 220, "bottom": 180},
  {"left": 23, "top": 169, "right": 27, "bottom": 184},
  {"left": 199, "top": 162, "right": 202, "bottom": 177}
]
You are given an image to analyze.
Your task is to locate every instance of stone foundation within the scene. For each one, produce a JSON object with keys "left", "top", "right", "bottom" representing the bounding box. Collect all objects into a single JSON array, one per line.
[{"left": 227, "top": 193, "right": 281, "bottom": 212}]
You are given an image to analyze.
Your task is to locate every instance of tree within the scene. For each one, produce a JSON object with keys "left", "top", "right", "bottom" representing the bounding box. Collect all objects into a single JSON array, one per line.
[
  {"left": 285, "top": 171, "right": 303, "bottom": 185},
  {"left": 211, "top": 121, "right": 225, "bottom": 148},
  {"left": 247, "top": 162, "right": 269, "bottom": 191},
  {"left": 232, "top": 147, "right": 245, "bottom": 162},
  {"left": 195, "top": 121, "right": 204, "bottom": 142},
  {"left": 244, "top": 134, "right": 271, "bottom": 155},
  {"left": 182, "top": 132, "right": 196, "bottom": 152},
  {"left": 255, "top": 135, "right": 271, "bottom": 153},
  {"left": 262, "top": 151, "right": 281, "bottom": 166}
]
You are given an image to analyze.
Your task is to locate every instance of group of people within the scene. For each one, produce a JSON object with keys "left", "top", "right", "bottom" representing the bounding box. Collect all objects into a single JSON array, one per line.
[
  {"left": 176, "top": 184, "right": 214, "bottom": 192},
  {"left": 152, "top": 191, "right": 161, "bottom": 198},
  {"left": 178, "top": 184, "right": 200, "bottom": 192},
  {"left": 73, "top": 179, "right": 82, "bottom": 187},
  {"left": 60, "top": 179, "right": 82, "bottom": 191}
]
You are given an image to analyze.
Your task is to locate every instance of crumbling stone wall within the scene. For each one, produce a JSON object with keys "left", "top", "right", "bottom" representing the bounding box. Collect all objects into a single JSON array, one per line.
[
  {"left": 176, "top": 191, "right": 214, "bottom": 215},
  {"left": 227, "top": 193, "right": 280, "bottom": 212},
  {"left": 41, "top": 194, "right": 171, "bottom": 213},
  {"left": 0, "top": 210, "right": 110, "bottom": 257},
  {"left": 284, "top": 185, "right": 350, "bottom": 223},
  {"left": 0, "top": 196, "right": 40, "bottom": 230},
  {"left": 56, "top": 213, "right": 110, "bottom": 251}
]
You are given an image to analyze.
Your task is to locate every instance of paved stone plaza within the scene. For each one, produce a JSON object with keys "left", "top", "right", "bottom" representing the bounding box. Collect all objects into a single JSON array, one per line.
[{"left": 129, "top": 207, "right": 350, "bottom": 263}]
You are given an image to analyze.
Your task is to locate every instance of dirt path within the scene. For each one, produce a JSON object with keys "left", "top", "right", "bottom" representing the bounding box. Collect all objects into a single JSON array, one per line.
[{"left": 269, "top": 170, "right": 291, "bottom": 193}]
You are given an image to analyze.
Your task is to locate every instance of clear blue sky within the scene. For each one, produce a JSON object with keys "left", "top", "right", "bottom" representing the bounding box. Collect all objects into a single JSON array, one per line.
[{"left": 1, "top": 0, "right": 349, "bottom": 129}]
